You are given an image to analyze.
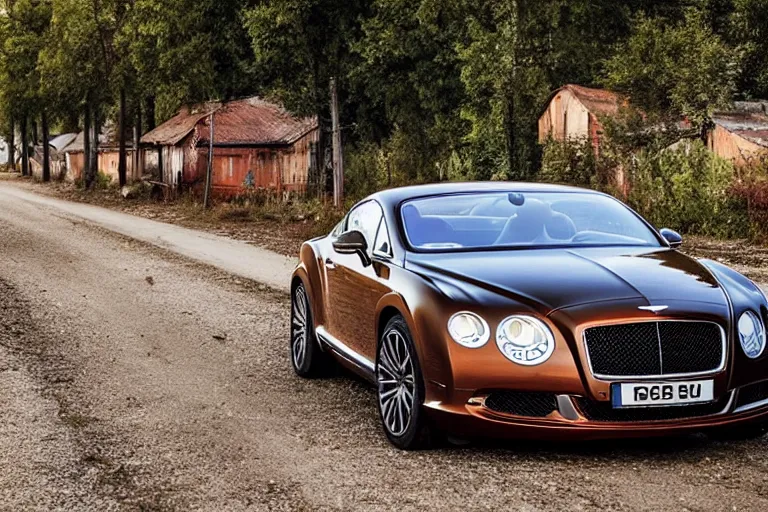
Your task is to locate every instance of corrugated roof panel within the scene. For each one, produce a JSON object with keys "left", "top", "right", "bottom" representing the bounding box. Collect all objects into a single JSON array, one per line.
[{"left": 140, "top": 97, "right": 317, "bottom": 147}]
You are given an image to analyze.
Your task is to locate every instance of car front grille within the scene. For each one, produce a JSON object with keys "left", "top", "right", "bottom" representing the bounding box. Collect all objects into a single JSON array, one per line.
[
  {"left": 574, "top": 396, "right": 729, "bottom": 423},
  {"left": 735, "top": 381, "right": 768, "bottom": 410},
  {"left": 483, "top": 391, "right": 558, "bottom": 418},
  {"left": 584, "top": 321, "right": 724, "bottom": 378}
]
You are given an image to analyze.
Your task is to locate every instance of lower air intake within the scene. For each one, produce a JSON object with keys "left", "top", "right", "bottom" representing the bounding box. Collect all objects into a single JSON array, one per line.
[
  {"left": 574, "top": 397, "right": 729, "bottom": 423},
  {"left": 483, "top": 391, "right": 558, "bottom": 418}
]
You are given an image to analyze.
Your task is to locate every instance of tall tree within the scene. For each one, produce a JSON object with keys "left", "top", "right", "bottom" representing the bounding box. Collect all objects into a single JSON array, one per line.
[
  {"left": 603, "top": 9, "right": 740, "bottom": 131},
  {"left": 730, "top": 0, "right": 768, "bottom": 99},
  {"left": 244, "top": 0, "right": 369, "bottom": 194}
]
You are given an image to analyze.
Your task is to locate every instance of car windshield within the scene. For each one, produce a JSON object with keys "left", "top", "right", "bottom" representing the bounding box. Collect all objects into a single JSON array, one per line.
[{"left": 400, "top": 192, "right": 662, "bottom": 251}]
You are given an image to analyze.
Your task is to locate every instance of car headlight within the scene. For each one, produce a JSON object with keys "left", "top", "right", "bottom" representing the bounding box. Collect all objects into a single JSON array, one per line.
[
  {"left": 447, "top": 312, "right": 490, "bottom": 348},
  {"left": 738, "top": 311, "right": 766, "bottom": 359},
  {"left": 496, "top": 316, "right": 555, "bottom": 365}
]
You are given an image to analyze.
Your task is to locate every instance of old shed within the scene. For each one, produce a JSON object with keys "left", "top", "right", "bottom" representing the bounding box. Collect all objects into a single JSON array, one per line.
[
  {"left": 63, "top": 125, "right": 140, "bottom": 183},
  {"left": 538, "top": 84, "right": 621, "bottom": 152},
  {"left": 30, "top": 132, "right": 78, "bottom": 180},
  {"left": 140, "top": 97, "right": 318, "bottom": 197},
  {"left": 708, "top": 102, "right": 768, "bottom": 166}
]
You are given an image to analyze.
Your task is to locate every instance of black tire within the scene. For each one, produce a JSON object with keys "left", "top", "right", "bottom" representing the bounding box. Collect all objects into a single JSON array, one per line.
[
  {"left": 290, "top": 281, "right": 327, "bottom": 378},
  {"left": 376, "top": 316, "right": 436, "bottom": 450},
  {"left": 708, "top": 422, "right": 768, "bottom": 441}
]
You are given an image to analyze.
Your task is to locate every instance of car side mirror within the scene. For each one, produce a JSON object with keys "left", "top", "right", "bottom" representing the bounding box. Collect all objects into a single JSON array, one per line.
[
  {"left": 332, "top": 230, "right": 371, "bottom": 266},
  {"left": 660, "top": 228, "right": 683, "bottom": 248}
]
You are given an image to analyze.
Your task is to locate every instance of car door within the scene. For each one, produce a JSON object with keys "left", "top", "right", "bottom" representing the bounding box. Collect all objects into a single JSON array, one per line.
[{"left": 324, "top": 200, "right": 394, "bottom": 365}]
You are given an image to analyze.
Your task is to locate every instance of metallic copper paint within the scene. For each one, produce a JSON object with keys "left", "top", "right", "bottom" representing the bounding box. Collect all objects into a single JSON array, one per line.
[{"left": 292, "top": 183, "right": 768, "bottom": 440}]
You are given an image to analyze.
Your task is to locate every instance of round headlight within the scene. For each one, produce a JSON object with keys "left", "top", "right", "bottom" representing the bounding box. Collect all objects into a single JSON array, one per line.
[
  {"left": 447, "top": 312, "right": 490, "bottom": 348},
  {"left": 496, "top": 316, "right": 555, "bottom": 365},
  {"left": 739, "top": 311, "right": 766, "bottom": 359}
]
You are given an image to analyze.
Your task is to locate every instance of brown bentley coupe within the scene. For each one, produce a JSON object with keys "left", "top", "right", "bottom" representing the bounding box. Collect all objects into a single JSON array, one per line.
[{"left": 290, "top": 182, "right": 768, "bottom": 450}]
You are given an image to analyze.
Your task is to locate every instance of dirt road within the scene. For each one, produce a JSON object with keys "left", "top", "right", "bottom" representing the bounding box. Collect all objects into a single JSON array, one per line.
[{"left": 2, "top": 186, "right": 768, "bottom": 511}]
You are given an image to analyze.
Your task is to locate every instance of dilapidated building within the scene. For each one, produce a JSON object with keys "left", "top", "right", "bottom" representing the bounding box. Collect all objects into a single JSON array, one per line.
[
  {"left": 140, "top": 97, "right": 318, "bottom": 197},
  {"left": 538, "top": 84, "right": 622, "bottom": 152},
  {"left": 708, "top": 102, "right": 768, "bottom": 166},
  {"left": 63, "top": 125, "right": 140, "bottom": 183}
]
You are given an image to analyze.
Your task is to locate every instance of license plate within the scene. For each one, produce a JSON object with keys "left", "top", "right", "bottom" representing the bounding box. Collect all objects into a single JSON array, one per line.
[{"left": 611, "top": 380, "right": 715, "bottom": 409}]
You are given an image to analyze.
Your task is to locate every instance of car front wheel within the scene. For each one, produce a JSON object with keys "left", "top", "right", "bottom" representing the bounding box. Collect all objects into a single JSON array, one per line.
[{"left": 376, "top": 316, "right": 435, "bottom": 450}]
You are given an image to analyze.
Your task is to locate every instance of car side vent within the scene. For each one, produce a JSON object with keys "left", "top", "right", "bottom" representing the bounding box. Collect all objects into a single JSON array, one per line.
[{"left": 736, "top": 381, "right": 768, "bottom": 410}]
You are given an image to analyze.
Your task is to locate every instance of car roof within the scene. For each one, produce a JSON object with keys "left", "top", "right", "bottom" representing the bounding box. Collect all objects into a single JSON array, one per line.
[{"left": 369, "top": 181, "right": 594, "bottom": 209}]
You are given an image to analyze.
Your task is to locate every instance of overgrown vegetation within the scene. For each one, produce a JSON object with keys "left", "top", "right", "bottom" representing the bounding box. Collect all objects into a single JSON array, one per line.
[
  {"left": 540, "top": 135, "right": 767, "bottom": 240},
  {"left": 2, "top": 0, "right": 768, "bottom": 242}
]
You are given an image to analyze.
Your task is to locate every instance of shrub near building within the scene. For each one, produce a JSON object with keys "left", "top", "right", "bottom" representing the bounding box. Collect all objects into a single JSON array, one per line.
[{"left": 539, "top": 138, "right": 754, "bottom": 240}]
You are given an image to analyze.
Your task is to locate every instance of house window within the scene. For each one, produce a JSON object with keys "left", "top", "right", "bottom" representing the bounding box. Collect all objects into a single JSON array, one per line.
[{"left": 228, "top": 157, "right": 234, "bottom": 179}]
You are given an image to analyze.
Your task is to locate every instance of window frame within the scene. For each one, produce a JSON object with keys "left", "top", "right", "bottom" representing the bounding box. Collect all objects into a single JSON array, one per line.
[
  {"left": 342, "top": 199, "right": 387, "bottom": 258},
  {"left": 372, "top": 216, "right": 393, "bottom": 259}
]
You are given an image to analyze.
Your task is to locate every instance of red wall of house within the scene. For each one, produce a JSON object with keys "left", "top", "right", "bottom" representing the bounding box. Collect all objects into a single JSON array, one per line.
[{"left": 183, "top": 128, "right": 317, "bottom": 197}]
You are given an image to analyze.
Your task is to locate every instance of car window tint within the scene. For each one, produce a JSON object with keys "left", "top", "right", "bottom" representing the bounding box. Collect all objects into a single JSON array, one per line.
[
  {"left": 373, "top": 217, "right": 392, "bottom": 256},
  {"left": 346, "top": 200, "right": 384, "bottom": 254},
  {"left": 401, "top": 192, "right": 661, "bottom": 251}
]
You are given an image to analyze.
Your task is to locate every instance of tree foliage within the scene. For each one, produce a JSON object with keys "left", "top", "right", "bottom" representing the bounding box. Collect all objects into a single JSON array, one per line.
[
  {"left": 603, "top": 9, "right": 740, "bottom": 129},
  {"left": 0, "top": 0, "right": 764, "bottom": 198}
]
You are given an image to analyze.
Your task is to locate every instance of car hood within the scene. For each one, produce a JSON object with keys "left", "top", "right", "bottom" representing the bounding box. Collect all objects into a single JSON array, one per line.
[{"left": 405, "top": 246, "right": 727, "bottom": 314}]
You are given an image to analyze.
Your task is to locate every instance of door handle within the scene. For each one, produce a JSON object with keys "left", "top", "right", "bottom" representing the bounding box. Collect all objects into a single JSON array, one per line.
[{"left": 325, "top": 258, "right": 337, "bottom": 270}]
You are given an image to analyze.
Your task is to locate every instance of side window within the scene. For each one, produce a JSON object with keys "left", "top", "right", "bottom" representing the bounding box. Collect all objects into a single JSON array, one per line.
[
  {"left": 330, "top": 219, "right": 344, "bottom": 237},
  {"left": 373, "top": 218, "right": 392, "bottom": 257},
  {"left": 345, "top": 200, "right": 384, "bottom": 255}
]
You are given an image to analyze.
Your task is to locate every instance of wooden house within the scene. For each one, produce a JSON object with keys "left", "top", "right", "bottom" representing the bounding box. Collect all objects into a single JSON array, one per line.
[{"left": 140, "top": 97, "right": 318, "bottom": 197}]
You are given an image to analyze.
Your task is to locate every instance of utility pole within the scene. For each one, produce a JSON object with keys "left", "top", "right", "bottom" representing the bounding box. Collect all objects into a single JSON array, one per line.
[
  {"left": 330, "top": 77, "right": 344, "bottom": 208},
  {"left": 118, "top": 87, "right": 127, "bottom": 187},
  {"left": 42, "top": 111, "right": 50, "bottom": 182},
  {"left": 203, "top": 111, "right": 215, "bottom": 208}
]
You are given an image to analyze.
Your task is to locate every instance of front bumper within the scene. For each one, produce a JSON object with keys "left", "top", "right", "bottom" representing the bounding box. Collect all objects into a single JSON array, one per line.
[{"left": 423, "top": 384, "right": 768, "bottom": 441}]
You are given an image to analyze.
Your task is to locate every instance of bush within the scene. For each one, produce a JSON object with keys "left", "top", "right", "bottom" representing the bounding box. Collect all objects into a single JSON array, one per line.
[
  {"left": 625, "top": 142, "right": 749, "bottom": 238},
  {"left": 538, "top": 137, "right": 751, "bottom": 239},
  {"left": 731, "top": 157, "right": 768, "bottom": 241},
  {"left": 539, "top": 137, "right": 598, "bottom": 187}
]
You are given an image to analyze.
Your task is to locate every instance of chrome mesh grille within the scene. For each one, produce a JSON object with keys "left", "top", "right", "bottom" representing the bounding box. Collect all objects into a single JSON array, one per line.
[
  {"left": 483, "top": 391, "right": 558, "bottom": 418},
  {"left": 736, "top": 381, "right": 768, "bottom": 409},
  {"left": 584, "top": 321, "right": 724, "bottom": 377}
]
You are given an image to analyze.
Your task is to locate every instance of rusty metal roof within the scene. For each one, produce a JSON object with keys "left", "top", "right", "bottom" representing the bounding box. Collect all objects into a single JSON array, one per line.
[
  {"left": 543, "top": 84, "right": 622, "bottom": 117},
  {"left": 712, "top": 102, "right": 768, "bottom": 148},
  {"left": 64, "top": 124, "right": 126, "bottom": 153},
  {"left": 141, "top": 97, "right": 317, "bottom": 147},
  {"left": 565, "top": 85, "right": 622, "bottom": 116}
]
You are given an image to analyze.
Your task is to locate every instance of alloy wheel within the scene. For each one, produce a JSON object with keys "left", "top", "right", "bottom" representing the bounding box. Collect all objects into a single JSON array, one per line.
[
  {"left": 291, "top": 285, "right": 308, "bottom": 369},
  {"left": 377, "top": 328, "right": 416, "bottom": 437}
]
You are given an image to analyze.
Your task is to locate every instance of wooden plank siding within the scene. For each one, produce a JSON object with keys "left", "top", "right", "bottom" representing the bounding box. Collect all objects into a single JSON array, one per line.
[{"left": 172, "top": 127, "right": 318, "bottom": 197}]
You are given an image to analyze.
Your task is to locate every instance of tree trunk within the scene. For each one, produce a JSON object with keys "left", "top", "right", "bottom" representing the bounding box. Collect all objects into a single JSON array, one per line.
[
  {"left": 20, "top": 116, "right": 28, "bottom": 177},
  {"left": 504, "top": 94, "right": 517, "bottom": 180},
  {"left": 84, "top": 102, "right": 91, "bottom": 187},
  {"left": 134, "top": 103, "right": 142, "bottom": 178},
  {"left": 118, "top": 87, "right": 127, "bottom": 187},
  {"left": 8, "top": 116, "right": 15, "bottom": 172},
  {"left": 145, "top": 95, "right": 156, "bottom": 131},
  {"left": 329, "top": 78, "right": 344, "bottom": 207},
  {"left": 42, "top": 111, "right": 50, "bottom": 182},
  {"left": 89, "top": 104, "right": 99, "bottom": 186},
  {"left": 31, "top": 119, "right": 38, "bottom": 146}
]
